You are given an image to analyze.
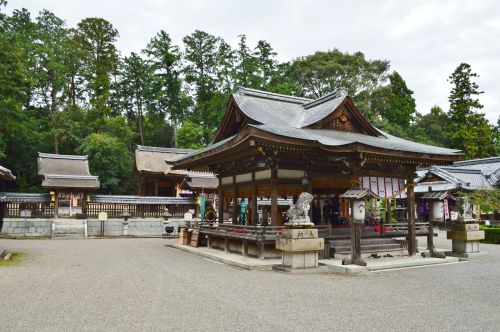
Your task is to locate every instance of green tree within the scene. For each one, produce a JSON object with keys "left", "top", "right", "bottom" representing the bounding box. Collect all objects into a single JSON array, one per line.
[
  {"left": 287, "top": 49, "right": 389, "bottom": 98},
  {"left": 77, "top": 133, "right": 135, "bottom": 194},
  {"left": 382, "top": 71, "right": 416, "bottom": 127},
  {"left": 76, "top": 17, "right": 119, "bottom": 120},
  {"left": 413, "top": 106, "right": 451, "bottom": 147},
  {"left": 177, "top": 120, "right": 205, "bottom": 149},
  {"left": 144, "top": 30, "right": 191, "bottom": 146},
  {"left": 115, "top": 52, "right": 153, "bottom": 145},
  {"left": 447, "top": 63, "right": 495, "bottom": 158},
  {"left": 183, "top": 30, "right": 230, "bottom": 143},
  {"left": 33, "top": 10, "right": 71, "bottom": 153}
]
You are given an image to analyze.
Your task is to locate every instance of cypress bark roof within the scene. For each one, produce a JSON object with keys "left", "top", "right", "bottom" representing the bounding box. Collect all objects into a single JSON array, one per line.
[
  {"left": 0, "top": 165, "right": 15, "bottom": 181},
  {"left": 37, "top": 153, "right": 100, "bottom": 190},
  {"left": 135, "top": 145, "right": 218, "bottom": 189}
]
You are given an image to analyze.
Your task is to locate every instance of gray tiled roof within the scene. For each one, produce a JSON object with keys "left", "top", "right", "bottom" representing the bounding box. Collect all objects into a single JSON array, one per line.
[
  {"left": 452, "top": 157, "right": 500, "bottom": 175},
  {"left": 0, "top": 192, "right": 50, "bottom": 203},
  {"left": 415, "top": 162, "right": 496, "bottom": 193},
  {"left": 233, "top": 86, "right": 349, "bottom": 129},
  {"left": 173, "top": 87, "right": 461, "bottom": 167},
  {"left": 89, "top": 195, "right": 195, "bottom": 205},
  {"left": 415, "top": 181, "right": 458, "bottom": 193},
  {"left": 251, "top": 124, "right": 460, "bottom": 155}
]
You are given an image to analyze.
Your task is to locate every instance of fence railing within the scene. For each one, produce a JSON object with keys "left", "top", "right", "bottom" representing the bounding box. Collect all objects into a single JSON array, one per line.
[
  {"left": 1, "top": 193, "right": 54, "bottom": 218},
  {"left": 85, "top": 195, "right": 196, "bottom": 218},
  {"left": 1, "top": 193, "right": 196, "bottom": 219}
]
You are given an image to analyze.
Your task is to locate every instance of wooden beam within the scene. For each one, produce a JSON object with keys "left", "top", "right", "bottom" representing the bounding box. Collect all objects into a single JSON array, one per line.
[
  {"left": 407, "top": 174, "right": 417, "bottom": 256},
  {"left": 232, "top": 176, "right": 238, "bottom": 224},
  {"left": 218, "top": 178, "right": 224, "bottom": 223}
]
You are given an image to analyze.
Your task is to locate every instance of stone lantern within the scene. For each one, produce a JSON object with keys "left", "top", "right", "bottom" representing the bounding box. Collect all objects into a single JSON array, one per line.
[
  {"left": 162, "top": 208, "right": 174, "bottom": 236},
  {"left": 446, "top": 196, "right": 485, "bottom": 258},
  {"left": 421, "top": 190, "right": 452, "bottom": 258},
  {"left": 120, "top": 208, "right": 132, "bottom": 237},
  {"left": 339, "top": 188, "right": 380, "bottom": 266}
]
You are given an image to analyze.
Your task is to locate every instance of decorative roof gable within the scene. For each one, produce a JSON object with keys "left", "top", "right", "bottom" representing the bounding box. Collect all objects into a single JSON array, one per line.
[{"left": 212, "top": 86, "right": 382, "bottom": 143}]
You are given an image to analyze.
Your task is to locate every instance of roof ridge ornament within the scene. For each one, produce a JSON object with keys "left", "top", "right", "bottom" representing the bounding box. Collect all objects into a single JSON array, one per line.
[
  {"left": 303, "top": 88, "right": 348, "bottom": 109},
  {"left": 236, "top": 86, "right": 311, "bottom": 104},
  {"left": 38, "top": 152, "right": 88, "bottom": 160}
]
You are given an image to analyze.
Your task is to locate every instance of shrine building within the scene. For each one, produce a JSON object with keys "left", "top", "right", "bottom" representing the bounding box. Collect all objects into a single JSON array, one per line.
[{"left": 171, "top": 87, "right": 462, "bottom": 255}]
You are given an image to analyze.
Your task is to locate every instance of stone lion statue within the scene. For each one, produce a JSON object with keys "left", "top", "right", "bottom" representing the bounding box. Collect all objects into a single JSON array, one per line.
[{"left": 286, "top": 192, "right": 314, "bottom": 223}]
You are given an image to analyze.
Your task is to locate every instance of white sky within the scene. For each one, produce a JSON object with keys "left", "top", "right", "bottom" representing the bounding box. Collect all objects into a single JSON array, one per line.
[{"left": 8, "top": 0, "right": 500, "bottom": 124}]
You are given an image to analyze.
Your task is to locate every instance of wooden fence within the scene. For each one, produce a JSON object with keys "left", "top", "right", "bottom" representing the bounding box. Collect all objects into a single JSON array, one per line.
[
  {"left": 1, "top": 193, "right": 196, "bottom": 218},
  {"left": 85, "top": 195, "right": 196, "bottom": 218}
]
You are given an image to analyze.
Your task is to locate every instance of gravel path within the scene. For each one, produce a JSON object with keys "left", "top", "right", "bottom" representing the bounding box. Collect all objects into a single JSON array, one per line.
[{"left": 1, "top": 232, "right": 499, "bottom": 332}]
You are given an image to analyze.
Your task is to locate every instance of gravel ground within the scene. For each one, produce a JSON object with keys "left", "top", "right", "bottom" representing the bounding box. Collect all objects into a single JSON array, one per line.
[{"left": 0, "top": 231, "right": 499, "bottom": 332}]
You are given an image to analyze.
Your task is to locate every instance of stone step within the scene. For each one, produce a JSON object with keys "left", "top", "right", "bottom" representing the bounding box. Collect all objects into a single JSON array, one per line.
[
  {"left": 329, "top": 238, "right": 400, "bottom": 246},
  {"left": 332, "top": 243, "right": 403, "bottom": 254},
  {"left": 53, "top": 220, "right": 86, "bottom": 226},
  {"left": 54, "top": 224, "right": 85, "bottom": 230},
  {"left": 53, "top": 234, "right": 85, "bottom": 239}
]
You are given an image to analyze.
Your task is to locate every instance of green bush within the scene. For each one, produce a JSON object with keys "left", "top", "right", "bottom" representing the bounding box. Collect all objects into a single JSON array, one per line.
[{"left": 480, "top": 226, "right": 500, "bottom": 244}]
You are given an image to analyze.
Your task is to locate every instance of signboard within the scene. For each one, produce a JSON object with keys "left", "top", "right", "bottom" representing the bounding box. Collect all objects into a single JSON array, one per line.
[
  {"left": 361, "top": 177, "right": 406, "bottom": 198},
  {"left": 443, "top": 199, "right": 449, "bottom": 220}
]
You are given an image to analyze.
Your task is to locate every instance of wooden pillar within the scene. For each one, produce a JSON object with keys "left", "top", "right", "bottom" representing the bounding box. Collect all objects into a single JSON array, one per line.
[
  {"left": 218, "top": 178, "right": 224, "bottom": 223},
  {"left": 154, "top": 179, "right": 159, "bottom": 196},
  {"left": 53, "top": 191, "right": 58, "bottom": 218},
  {"left": 270, "top": 168, "right": 278, "bottom": 226},
  {"left": 306, "top": 170, "right": 313, "bottom": 221},
  {"left": 406, "top": 175, "right": 417, "bottom": 256},
  {"left": 232, "top": 178, "right": 238, "bottom": 225},
  {"left": 427, "top": 198, "right": 435, "bottom": 254},
  {"left": 251, "top": 172, "right": 257, "bottom": 225}
]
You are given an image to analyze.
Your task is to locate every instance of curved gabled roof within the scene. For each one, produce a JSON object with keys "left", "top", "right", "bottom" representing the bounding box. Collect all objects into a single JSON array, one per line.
[
  {"left": 212, "top": 86, "right": 382, "bottom": 143},
  {"left": 174, "top": 87, "right": 462, "bottom": 170}
]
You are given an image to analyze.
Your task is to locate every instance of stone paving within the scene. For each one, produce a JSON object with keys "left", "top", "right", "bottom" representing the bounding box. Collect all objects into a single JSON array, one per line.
[{"left": 0, "top": 231, "right": 499, "bottom": 331}]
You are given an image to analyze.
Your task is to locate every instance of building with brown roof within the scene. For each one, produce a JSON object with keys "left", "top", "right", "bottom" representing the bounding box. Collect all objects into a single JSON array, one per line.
[
  {"left": 134, "top": 145, "right": 218, "bottom": 197},
  {"left": 38, "top": 153, "right": 100, "bottom": 217}
]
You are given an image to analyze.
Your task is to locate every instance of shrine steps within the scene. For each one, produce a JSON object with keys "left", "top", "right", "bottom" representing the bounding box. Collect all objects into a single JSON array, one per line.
[
  {"left": 52, "top": 219, "right": 86, "bottom": 239},
  {"left": 329, "top": 238, "right": 406, "bottom": 258}
]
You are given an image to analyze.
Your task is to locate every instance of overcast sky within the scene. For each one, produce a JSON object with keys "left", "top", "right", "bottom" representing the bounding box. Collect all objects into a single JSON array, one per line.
[{"left": 8, "top": 0, "right": 500, "bottom": 124}]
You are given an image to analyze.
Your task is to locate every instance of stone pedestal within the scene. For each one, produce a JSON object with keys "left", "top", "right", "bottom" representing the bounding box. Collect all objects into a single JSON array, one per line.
[
  {"left": 122, "top": 220, "right": 129, "bottom": 237},
  {"left": 275, "top": 222, "right": 324, "bottom": 270},
  {"left": 447, "top": 222, "right": 484, "bottom": 257}
]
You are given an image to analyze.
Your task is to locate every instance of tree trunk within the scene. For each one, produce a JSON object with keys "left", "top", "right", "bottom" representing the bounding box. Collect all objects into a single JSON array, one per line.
[
  {"left": 137, "top": 100, "right": 144, "bottom": 145},
  {"left": 50, "top": 85, "right": 59, "bottom": 154},
  {"left": 172, "top": 114, "right": 178, "bottom": 147}
]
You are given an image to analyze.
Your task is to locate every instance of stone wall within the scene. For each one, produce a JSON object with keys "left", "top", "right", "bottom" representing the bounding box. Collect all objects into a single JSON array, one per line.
[
  {"left": 86, "top": 218, "right": 186, "bottom": 237},
  {"left": 1, "top": 218, "right": 188, "bottom": 238},
  {"left": 0, "top": 218, "right": 52, "bottom": 237}
]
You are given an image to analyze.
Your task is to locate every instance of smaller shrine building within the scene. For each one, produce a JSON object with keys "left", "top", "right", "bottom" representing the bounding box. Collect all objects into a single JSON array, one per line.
[{"left": 38, "top": 153, "right": 100, "bottom": 217}]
